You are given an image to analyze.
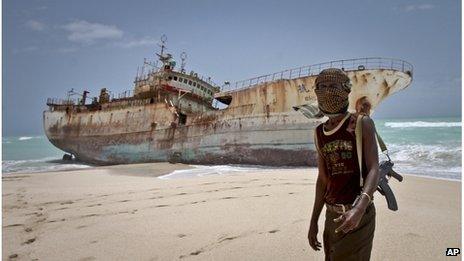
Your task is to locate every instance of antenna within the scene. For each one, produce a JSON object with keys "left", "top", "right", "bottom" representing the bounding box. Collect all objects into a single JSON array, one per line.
[
  {"left": 180, "top": 52, "right": 187, "bottom": 72},
  {"left": 143, "top": 58, "right": 158, "bottom": 68},
  {"left": 66, "top": 88, "right": 73, "bottom": 100},
  {"left": 159, "top": 34, "right": 167, "bottom": 56}
]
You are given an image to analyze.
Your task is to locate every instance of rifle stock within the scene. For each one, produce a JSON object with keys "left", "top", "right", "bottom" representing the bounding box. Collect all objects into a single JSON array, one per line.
[{"left": 377, "top": 160, "right": 402, "bottom": 211}]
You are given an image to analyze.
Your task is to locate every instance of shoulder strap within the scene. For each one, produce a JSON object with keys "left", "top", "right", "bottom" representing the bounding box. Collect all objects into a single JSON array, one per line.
[
  {"left": 313, "top": 125, "right": 321, "bottom": 154},
  {"left": 355, "top": 115, "right": 389, "bottom": 187},
  {"left": 355, "top": 115, "right": 364, "bottom": 187},
  {"left": 376, "top": 131, "right": 388, "bottom": 153}
]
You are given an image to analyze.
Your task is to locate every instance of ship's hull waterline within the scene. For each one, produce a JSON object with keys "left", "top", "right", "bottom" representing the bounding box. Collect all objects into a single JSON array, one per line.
[{"left": 44, "top": 69, "right": 412, "bottom": 166}]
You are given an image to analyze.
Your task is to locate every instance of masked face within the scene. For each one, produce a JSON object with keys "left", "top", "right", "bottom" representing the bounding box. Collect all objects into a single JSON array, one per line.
[{"left": 315, "top": 82, "right": 350, "bottom": 115}]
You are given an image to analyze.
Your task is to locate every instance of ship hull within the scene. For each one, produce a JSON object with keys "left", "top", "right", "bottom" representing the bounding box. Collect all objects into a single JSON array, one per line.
[
  {"left": 44, "top": 68, "right": 412, "bottom": 166},
  {"left": 45, "top": 110, "right": 319, "bottom": 166}
]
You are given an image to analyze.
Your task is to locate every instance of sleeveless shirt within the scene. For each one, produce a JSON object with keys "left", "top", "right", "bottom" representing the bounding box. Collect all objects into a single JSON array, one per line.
[{"left": 314, "top": 113, "right": 368, "bottom": 205}]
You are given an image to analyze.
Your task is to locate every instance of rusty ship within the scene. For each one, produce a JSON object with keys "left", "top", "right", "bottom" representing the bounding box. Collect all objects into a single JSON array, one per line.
[{"left": 43, "top": 36, "right": 413, "bottom": 166}]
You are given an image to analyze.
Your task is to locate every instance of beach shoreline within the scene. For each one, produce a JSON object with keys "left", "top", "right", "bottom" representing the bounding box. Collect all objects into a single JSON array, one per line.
[
  {"left": 4, "top": 161, "right": 461, "bottom": 182},
  {"left": 2, "top": 163, "right": 461, "bottom": 260}
]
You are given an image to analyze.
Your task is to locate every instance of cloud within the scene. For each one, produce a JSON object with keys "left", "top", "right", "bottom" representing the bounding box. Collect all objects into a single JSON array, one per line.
[
  {"left": 402, "top": 4, "right": 435, "bottom": 12},
  {"left": 56, "top": 47, "right": 78, "bottom": 53},
  {"left": 12, "top": 46, "right": 39, "bottom": 54},
  {"left": 62, "top": 20, "right": 123, "bottom": 44},
  {"left": 25, "top": 20, "right": 46, "bottom": 31},
  {"left": 116, "top": 37, "right": 159, "bottom": 48}
]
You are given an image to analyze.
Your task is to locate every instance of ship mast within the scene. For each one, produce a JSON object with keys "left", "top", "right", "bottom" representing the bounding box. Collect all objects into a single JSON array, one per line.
[
  {"left": 156, "top": 35, "right": 175, "bottom": 70},
  {"left": 180, "top": 52, "right": 187, "bottom": 73},
  {"left": 159, "top": 34, "right": 167, "bottom": 56},
  {"left": 156, "top": 35, "right": 168, "bottom": 101}
]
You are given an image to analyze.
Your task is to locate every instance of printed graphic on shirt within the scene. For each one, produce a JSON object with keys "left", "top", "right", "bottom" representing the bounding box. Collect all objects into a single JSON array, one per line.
[{"left": 321, "top": 139, "right": 354, "bottom": 176}]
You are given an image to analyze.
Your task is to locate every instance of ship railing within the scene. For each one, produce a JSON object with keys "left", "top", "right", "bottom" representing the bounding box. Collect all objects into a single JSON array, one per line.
[
  {"left": 113, "top": 89, "right": 134, "bottom": 100},
  {"left": 194, "top": 73, "right": 219, "bottom": 87},
  {"left": 135, "top": 68, "right": 158, "bottom": 82},
  {"left": 46, "top": 97, "right": 79, "bottom": 106},
  {"left": 222, "top": 57, "right": 413, "bottom": 92}
]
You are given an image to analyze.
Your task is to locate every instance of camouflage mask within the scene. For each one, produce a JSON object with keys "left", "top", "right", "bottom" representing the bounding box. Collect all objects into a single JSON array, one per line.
[{"left": 314, "top": 68, "right": 351, "bottom": 115}]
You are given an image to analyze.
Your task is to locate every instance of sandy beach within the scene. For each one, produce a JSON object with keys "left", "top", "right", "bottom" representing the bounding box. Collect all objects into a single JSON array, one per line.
[{"left": 2, "top": 163, "right": 461, "bottom": 261}]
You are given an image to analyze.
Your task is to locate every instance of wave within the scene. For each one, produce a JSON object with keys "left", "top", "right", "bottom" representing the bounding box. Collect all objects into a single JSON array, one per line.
[
  {"left": 385, "top": 121, "right": 461, "bottom": 128},
  {"left": 18, "top": 136, "right": 34, "bottom": 141},
  {"left": 383, "top": 143, "right": 461, "bottom": 180},
  {"left": 159, "top": 165, "right": 285, "bottom": 179},
  {"left": 17, "top": 136, "right": 43, "bottom": 141},
  {"left": 2, "top": 157, "right": 92, "bottom": 174},
  {"left": 387, "top": 143, "right": 461, "bottom": 164}
]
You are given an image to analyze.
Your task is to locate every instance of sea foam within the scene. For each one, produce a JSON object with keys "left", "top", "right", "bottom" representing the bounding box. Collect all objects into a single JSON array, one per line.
[
  {"left": 159, "top": 165, "right": 284, "bottom": 179},
  {"left": 18, "top": 136, "right": 34, "bottom": 141},
  {"left": 2, "top": 158, "right": 91, "bottom": 174},
  {"left": 385, "top": 121, "right": 461, "bottom": 128}
]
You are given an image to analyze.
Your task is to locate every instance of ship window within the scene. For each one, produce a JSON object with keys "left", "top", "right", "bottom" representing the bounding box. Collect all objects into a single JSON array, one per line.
[
  {"left": 193, "top": 82, "right": 196, "bottom": 87},
  {"left": 178, "top": 113, "right": 187, "bottom": 125},
  {"left": 174, "top": 76, "right": 178, "bottom": 81},
  {"left": 168, "top": 76, "right": 172, "bottom": 80},
  {"left": 188, "top": 80, "right": 192, "bottom": 85},
  {"left": 183, "top": 79, "right": 188, "bottom": 84}
]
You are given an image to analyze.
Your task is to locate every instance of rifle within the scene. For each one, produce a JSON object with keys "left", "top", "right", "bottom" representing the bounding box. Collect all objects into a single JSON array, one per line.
[
  {"left": 355, "top": 115, "right": 403, "bottom": 211},
  {"left": 377, "top": 160, "right": 403, "bottom": 211}
]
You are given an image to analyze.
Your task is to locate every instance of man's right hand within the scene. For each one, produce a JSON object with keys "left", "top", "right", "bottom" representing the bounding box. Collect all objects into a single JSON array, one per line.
[{"left": 308, "top": 222, "right": 322, "bottom": 251}]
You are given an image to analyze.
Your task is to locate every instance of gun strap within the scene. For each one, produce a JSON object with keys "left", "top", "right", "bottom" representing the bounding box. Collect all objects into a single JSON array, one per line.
[
  {"left": 355, "top": 115, "right": 364, "bottom": 187},
  {"left": 376, "top": 131, "right": 388, "bottom": 153},
  {"left": 355, "top": 114, "right": 388, "bottom": 187}
]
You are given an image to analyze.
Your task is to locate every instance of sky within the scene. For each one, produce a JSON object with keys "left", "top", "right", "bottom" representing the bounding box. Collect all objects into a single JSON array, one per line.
[{"left": 3, "top": 0, "right": 461, "bottom": 136}]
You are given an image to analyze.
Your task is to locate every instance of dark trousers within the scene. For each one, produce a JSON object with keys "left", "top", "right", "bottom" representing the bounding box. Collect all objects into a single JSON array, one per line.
[{"left": 323, "top": 203, "right": 376, "bottom": 261}]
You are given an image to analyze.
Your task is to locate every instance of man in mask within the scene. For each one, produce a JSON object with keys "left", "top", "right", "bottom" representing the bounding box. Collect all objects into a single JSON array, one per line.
[{"left": 307, "top": 68, "right": 380, "bottom": 260}]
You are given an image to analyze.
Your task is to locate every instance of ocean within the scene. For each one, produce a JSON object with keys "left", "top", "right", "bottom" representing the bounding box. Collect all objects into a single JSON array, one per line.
[
  {"left": 373, "top": 117, "right": 461, "bottom": 181},
  {"left": 2, "top": 117, "right": 462, "bottom": 180}
]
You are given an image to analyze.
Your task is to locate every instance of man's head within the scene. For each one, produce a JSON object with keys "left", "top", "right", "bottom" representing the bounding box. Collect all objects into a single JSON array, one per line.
[{"left": 314, "top": 68, "right": 351, "bottom": 116}]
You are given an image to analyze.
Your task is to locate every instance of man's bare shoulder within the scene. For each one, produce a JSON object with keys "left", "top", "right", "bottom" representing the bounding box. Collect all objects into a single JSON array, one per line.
[{"left": 361, "top": 115, "right": 375, "bottom": 127}]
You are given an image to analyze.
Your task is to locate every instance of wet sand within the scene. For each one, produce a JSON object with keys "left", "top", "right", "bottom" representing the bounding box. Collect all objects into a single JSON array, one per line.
[{"left": 2, "top": 163, "right": 461, "bottom": 260}]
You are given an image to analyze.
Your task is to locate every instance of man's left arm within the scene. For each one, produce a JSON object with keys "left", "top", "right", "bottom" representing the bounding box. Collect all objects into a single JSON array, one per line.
[{"left": 353, "top": 116, "right": 380, "bottom": 212}]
